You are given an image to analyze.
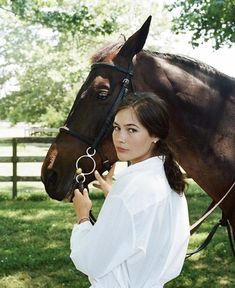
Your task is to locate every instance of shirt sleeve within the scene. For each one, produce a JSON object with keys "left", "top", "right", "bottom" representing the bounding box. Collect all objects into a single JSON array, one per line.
[{"left": 70, "top": 195, "right": 135, "bottom": 278}]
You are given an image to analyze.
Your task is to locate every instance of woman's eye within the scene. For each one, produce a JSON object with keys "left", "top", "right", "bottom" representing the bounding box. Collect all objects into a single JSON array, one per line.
[
  {"left": 97, "top": 90, "right": 109, "bottom": 100},
  {"left": 113, "top": 126, "right": 120, "bottom": 131},
  {"left": 128, "top": 128, "right": 137, "bottom": 133}
]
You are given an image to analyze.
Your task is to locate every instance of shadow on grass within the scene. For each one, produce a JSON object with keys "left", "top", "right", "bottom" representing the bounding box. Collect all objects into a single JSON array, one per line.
[
  {"left": 0, "top": 199, "right": 91, "bottom": 288},
  {"left": 0, "top": 183, "right": 234, "bottom": 288}
]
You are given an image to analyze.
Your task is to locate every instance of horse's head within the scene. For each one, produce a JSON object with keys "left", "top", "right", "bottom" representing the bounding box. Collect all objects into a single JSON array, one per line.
[{"left": 41, "top": 17, "right": 152, "bottom": 200}]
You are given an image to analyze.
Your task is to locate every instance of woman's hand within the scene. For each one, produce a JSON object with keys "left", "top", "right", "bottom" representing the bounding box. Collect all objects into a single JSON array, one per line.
[
  {"left": 93, "top": 163, "right": 116, "bottom": 198},
  {"left": 72, "top": 189, "right": 92, "bottom": 223}
]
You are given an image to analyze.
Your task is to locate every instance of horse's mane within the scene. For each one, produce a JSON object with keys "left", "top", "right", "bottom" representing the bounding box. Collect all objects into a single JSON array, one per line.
[
  {"left": 146, "top": 50, "right": 231, "bottom": 79},
  {"left": 91, "top": 42, "right": 234, "bottom": 81},
  {"left": 150, "top": 51, "right": 217, "bottom": 74}
]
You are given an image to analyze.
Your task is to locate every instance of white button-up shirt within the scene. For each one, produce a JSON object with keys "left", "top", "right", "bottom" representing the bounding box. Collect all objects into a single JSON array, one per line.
[{"left": 70, "top": 156, "right": 190, "bottom": 288}]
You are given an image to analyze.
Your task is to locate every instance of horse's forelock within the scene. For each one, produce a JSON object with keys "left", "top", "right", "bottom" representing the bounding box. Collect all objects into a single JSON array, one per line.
[{"left": 91, "top": 42, "right": 124, "bottom": 63}]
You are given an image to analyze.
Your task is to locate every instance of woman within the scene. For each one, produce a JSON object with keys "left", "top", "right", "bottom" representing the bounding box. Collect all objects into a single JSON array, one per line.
[{"left": 70, "top": 92, "right": 190, "bottom": 288}]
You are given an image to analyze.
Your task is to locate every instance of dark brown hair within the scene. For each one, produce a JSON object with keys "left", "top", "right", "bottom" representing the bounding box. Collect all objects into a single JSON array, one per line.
[{"left": 116, "top": 92, "right": 186, "bottom": 194}]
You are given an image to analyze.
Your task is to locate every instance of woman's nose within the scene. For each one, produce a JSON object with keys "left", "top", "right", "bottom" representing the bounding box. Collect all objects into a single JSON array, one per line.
[{"left": 117, "top": 131, "right": 126, "bottom": 143}]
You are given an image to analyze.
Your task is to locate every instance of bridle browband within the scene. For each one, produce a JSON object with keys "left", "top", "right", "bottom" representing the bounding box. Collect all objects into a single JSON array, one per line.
[{"left": 60, "top": 62, "right": 133, "bottom": 184}]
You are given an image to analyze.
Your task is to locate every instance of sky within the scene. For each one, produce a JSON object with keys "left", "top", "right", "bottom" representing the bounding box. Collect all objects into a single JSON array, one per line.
[
  {"left": 168, "top": 2, "right": 235, "bottom": 78},
  {"left": 170, "top": 34, "right": 235, "bottom": 78},
  {"left": 132, "top": 0, "right": 235, "bottom": 78}
]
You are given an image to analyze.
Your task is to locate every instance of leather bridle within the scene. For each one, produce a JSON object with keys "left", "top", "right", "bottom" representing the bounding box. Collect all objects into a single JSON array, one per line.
[{"left": 60, "top": 62, "right": 133, "bottom": 185}]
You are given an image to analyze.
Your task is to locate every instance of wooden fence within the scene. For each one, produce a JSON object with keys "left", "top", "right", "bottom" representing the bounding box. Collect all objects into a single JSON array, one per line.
[
  {"left": 0, "top": 137, "right": 190, "bottom": 199},
  {"left": 0, "top": 137, "right": 54, "bottom": 198}
]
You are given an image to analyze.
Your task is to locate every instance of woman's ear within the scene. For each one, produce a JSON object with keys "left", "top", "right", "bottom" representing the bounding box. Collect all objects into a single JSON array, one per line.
[{"left": 153, "top": 138, "right": 159, "bottom": 144}]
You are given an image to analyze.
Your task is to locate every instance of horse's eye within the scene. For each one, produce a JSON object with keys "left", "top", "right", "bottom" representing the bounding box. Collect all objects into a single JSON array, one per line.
[
  {"left": 97, "top": 90, "right": 109, "bottom": 100},
  {"left": 80, "top": 91, "right": 86, "bottom": 99}
]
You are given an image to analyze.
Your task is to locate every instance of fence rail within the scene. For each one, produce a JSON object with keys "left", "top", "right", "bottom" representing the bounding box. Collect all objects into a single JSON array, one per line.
[
  {"left": 0, "top": 137, "right": 54, "bottom": 198},
  {"left": 1, "top": 137, "right": 190, "bottom": 199}
]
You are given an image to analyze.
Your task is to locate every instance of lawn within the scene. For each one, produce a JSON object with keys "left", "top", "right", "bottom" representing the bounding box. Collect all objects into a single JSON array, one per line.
[{"left": 0, "top": 183, "right": 235, "bottom": 288}]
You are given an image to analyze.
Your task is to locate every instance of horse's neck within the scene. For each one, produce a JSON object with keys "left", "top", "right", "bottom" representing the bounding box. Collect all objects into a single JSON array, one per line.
[{"left": 133, "top": 52, "right": 235, "bottom": 197}]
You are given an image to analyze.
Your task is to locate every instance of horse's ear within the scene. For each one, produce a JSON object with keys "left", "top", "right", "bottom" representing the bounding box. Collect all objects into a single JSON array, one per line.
[{"left": 118, "top": 16, "right": 152, "bottom": 59}]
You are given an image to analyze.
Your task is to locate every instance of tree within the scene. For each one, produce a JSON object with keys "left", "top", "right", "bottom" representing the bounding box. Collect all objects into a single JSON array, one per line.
[
  {"left": 0, "top": 0, "right": 175, "bottom": 127},
  {"left": 168, "top": 0, "right": 235, "bottom": 49},
  {"left": 0, "top": 0, "right": 120, "bottom": 126},
  {"left": 0, "top": 0, "right": 118, "bottom": 36}
]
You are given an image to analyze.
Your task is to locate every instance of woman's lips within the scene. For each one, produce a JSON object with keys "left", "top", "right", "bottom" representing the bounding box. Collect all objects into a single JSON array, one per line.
[{"left": 116, "top": 147, "right": 129, "bottom": 153}]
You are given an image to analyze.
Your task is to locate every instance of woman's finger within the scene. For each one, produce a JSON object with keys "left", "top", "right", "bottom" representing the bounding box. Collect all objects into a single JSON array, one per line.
[
  {"left": 93, "top": 182, "right": 101, "bottom": 189},
  {"left": 94, "top": 170, "right": 106, "bottom": 185},
  {"left": 106, "top": 163, "right": 116, "bottom": 181},
  {"left": 73, "top": 189, "right": 81, "bottom": 200},
  {"left": 83, "top": 188, "right": 89, "bottom": 198}
]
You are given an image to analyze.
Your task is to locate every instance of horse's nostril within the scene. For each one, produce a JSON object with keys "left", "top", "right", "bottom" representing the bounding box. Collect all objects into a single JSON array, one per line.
[
  {"left": 42, "top": 168, "right": 64, "bottom": 201},
  {"left": 41, "top": 169, "right": 58, "bottom": 192},
  {"left": 42, "top": 169, "right": 59, "bottom": 199},
  {"left": 45, "top": 169, "right": 58, "bottom": 187}
]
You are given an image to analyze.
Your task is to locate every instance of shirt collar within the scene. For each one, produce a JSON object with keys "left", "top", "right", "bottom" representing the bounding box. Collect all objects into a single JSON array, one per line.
[{"left": 115, "top": 156, "right": 164, "bottom": 180}]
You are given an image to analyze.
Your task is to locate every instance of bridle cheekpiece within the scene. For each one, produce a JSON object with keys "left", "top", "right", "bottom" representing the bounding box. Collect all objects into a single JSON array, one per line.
[{"left": 60, "top": 62, "right": 133, "bottom": 187}]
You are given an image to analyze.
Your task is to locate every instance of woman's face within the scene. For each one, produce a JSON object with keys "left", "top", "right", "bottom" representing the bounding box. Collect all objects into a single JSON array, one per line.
[{"left": 112, "top": 107, "right": 158, "bottom": 164}]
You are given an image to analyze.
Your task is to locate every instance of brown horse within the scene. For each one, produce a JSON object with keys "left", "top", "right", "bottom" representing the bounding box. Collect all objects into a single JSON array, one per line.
[{"left": 41, "top": 17, "right": 235, "bottom": 239}]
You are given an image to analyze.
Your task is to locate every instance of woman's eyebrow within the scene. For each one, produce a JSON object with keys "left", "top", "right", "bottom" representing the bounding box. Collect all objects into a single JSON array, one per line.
[
  {"left": 125, "top": 124, "right": 139, "bottom": 128},
  {"left": 113, "top": 121, "right": 139, "bottom": 128}
]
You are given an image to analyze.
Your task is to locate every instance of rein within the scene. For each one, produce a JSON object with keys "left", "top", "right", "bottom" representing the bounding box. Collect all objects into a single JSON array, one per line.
[
  {"left": 187, "top": 181, "right": 235, "bottom": 258},
  {"left": 190, "top": 181, "right": 235, "bottom": 234}
]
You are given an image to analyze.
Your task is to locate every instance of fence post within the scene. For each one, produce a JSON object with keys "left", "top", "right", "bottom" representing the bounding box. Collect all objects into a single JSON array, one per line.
[{"left": 12, "top": 138, "right": 17, "bottom": 199}]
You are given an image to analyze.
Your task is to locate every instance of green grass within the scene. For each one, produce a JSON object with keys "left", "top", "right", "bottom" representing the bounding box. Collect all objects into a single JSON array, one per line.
[
  {"left": 0, "top": 190, "right": 103, "bottom": 288},
  {"left": 0, "top": 183, "right": 235, "bottom": 288}
]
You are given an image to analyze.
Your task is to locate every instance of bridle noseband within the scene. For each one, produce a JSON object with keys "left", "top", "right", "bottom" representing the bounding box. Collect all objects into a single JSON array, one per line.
[{"left": 60, "top": 62, "right": 133, "bottom": 186}]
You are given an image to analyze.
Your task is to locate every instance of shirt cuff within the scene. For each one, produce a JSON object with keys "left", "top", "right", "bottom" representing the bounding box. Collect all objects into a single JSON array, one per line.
[{"left": 73, "top": 221, "right": 93, "bottom": 232}]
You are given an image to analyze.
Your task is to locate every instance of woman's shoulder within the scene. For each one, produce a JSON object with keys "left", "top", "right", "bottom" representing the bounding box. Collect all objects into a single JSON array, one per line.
[
  {"left": 112, "top": 167, "right": 158, "bottom": 193},
  {"left": 111, "top": 169, "right": 171, "bottom": 215}
]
